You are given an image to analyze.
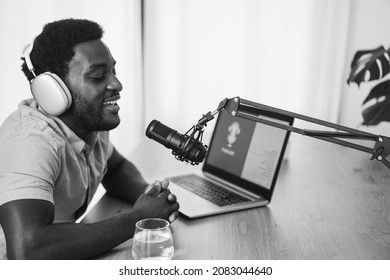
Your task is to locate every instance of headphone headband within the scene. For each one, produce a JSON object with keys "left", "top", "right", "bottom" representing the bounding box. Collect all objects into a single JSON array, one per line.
[{"left": 22, "top": 43, "right": 36, "bottom": 78}]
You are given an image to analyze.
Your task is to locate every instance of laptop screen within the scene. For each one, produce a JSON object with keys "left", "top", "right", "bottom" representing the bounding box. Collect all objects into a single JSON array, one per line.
[{"left": 203, "top": 107, "right": 293, "bottom": 201}]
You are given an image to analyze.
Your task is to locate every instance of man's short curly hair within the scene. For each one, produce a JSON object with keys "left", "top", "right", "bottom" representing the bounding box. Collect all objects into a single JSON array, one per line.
[{"left": 21, "top": 18, "right": 104, "bottom": 82}]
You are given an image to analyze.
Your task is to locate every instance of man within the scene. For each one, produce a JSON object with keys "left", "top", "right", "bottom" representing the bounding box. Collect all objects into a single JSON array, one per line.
[{"left": 0, "top": 19, "right": 179, "bottom": 259}]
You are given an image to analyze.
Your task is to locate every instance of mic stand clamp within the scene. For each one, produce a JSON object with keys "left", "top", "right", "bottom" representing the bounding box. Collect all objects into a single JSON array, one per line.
[{"left": 178, "top": 98, "right": 230, "bottom": 165}]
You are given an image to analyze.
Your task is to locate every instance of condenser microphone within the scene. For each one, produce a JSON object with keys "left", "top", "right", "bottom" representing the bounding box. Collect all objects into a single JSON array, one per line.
[{"left": 145, "top": 120, "right": 208, "bottom": 165}]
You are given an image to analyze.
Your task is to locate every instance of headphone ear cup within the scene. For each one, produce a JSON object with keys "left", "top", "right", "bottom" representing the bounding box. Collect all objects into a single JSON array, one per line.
[{"left": 30, "top": 72, "right": 72, "bottom": 116}]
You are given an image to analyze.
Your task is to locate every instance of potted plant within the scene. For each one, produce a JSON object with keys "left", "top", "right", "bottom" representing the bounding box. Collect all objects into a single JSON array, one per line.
[{"left": 347, "top": 46, "right": 390, "bottom": 126}]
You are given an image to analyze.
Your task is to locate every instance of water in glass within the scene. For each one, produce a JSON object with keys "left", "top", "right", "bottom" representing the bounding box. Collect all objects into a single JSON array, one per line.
[{"left": 132, "top": 218, "right": 174, "bottom": 260}]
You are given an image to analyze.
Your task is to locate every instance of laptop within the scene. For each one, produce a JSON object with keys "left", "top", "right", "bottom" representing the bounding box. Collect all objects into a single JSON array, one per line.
[{"left": 167, "top": 106, "right": 294, "bottom": 218}]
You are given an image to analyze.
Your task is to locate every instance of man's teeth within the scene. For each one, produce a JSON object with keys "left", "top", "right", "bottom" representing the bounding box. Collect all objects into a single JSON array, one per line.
[{"left": 103, "top": 101, "right": 118, "bottom": 106}]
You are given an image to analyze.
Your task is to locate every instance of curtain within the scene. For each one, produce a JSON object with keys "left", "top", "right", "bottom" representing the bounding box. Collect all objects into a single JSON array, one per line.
[
  {"left": 0, "top": 0, "right": 143, "bottom": 157},
  {"left": 143, "top": 0, "right": 352, "bottom": 143}
]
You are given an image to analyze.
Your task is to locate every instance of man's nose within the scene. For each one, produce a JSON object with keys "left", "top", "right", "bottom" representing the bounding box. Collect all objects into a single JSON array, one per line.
[{"left": 107, "top": 75, "right": 123, "bottom": 92}]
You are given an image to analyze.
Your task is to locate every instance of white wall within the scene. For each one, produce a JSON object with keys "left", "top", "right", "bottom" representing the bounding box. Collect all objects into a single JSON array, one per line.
[{"left": 340, "top": 0, "right": 390, "bottom": 134}]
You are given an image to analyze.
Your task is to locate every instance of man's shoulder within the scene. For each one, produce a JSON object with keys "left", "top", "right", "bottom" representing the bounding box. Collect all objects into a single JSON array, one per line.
[{"left": 0, "top": 101, "right": 65, "bottom": 151}]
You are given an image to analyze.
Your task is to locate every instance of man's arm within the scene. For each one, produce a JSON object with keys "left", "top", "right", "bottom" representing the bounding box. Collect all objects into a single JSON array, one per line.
[
  {"left": 101, "top": 147, "right": 179, "bottom": 222},
  {"left": 0, "top": 182, "right": 178, "bottom": 259},
  {"left": 0, "top": 199, "right": 138, "bottom": 259},
  {"left": 101, "top": 147, "right": 149, "bottom": 203},
  {"left": 0, "top": 146, "right": 179, "bottom": 259}
]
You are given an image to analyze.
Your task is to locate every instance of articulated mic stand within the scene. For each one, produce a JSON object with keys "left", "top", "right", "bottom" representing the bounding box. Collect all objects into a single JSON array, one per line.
[{"left": 192, "top": 97, "right": 390, "bottom": 170}]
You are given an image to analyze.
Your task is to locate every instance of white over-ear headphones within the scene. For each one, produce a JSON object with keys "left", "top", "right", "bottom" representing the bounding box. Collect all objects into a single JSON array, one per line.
[{"left": 23, "top": 42, "right": 72, "bottom": 116}]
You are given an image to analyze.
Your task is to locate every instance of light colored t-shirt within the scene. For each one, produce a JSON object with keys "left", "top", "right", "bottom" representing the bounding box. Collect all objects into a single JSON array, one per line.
[{"left": 0, "top": 99, "right": 113, "bottom": 222}]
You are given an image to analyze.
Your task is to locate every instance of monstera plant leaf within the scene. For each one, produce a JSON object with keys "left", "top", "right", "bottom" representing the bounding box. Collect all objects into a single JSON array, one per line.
[
  {"left": 361, "top": 80, "right": 390, "bottom": 125},
  {"left": 347, "top": 46, "right": 390, "bottom": 86}
]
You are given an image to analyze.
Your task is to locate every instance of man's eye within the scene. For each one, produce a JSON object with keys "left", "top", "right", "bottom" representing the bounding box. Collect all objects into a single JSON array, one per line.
[{"left": 90, "top": 76, "right": 105, "bottom": 81}]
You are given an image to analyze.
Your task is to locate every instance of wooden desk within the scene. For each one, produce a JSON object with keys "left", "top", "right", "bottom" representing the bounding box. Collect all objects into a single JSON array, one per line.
[{"left": 85, "top": 135, "right": 390, "bottom": 259}]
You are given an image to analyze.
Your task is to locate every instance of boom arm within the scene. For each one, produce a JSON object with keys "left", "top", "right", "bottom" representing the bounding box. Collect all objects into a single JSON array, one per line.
[{"left": 196, "top": 97, "right": 390, "bottom": 170}]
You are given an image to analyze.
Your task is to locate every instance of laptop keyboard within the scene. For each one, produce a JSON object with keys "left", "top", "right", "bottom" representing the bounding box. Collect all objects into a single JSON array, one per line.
[{"left": 169, "top": 174, "right": 250, "bottom": 207}]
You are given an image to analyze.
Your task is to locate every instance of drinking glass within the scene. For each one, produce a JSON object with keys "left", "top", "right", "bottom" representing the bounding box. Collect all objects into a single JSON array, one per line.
[{"left": 132, "top": 218, "right": 174, "bottom": 260}]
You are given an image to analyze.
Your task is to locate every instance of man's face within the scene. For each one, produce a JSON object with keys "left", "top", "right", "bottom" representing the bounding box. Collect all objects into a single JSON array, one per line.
[{"left": 65, "top": 39, "right": 123, "bottom": 133}]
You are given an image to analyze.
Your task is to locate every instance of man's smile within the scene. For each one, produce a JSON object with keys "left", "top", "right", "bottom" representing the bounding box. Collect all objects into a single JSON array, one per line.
[{"left": 102, "top": 95, "right": 120, "bottom": 112}]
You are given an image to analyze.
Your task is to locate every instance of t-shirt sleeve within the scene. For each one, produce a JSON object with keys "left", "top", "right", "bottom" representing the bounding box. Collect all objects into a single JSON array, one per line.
[{"left": 0, "top": 126, "right": 60, "bottom": 206}]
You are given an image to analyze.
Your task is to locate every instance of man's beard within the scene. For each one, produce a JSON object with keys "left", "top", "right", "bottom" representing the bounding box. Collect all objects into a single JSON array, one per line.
[{"left": 69, "top": 93, "right": 120, "bottom": 132}]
